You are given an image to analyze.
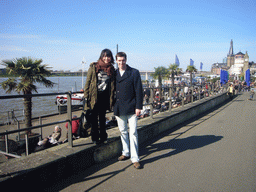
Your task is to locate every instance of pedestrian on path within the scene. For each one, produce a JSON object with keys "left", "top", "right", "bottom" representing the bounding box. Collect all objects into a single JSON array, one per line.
[
  {"left": 248, "top": 89, "right": 254, "bottom": 100},
  {"left": 227, "top": 84, "right": 234, "bottom": 100},
  {"left": 84, "top": 49, "right": 116, "bottom": 144},
  {"left": 114, "top": 52, "right": 143, "bottom": 169}
]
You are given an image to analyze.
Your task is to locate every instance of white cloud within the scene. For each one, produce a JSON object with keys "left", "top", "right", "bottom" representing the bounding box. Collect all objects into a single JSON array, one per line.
[
  {"left": 0, "top": 34, "right": 40, "bottom": 39},
  {"left": 0, "top": 45, "right": 30, "bottom": 52}
]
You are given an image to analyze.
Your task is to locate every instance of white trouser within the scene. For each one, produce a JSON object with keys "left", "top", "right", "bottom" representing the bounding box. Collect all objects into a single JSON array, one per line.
[{"left": 116, "top": 114, "right": 139, "bottom": 163}]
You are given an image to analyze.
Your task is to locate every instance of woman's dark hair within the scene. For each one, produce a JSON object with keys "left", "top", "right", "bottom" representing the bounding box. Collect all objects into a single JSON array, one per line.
[{"left": 98, "top": 49, "right": 114, "bottom": 64}]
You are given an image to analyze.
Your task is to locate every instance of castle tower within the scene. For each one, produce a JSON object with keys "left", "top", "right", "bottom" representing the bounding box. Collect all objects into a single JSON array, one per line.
[{"left": 227, "top": 39, "right": 235, "bottom": 68}]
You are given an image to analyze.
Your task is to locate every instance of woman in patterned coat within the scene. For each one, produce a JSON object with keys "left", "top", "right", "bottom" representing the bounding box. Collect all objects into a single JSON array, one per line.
[{"left": 84, "top": 49, "right": 115, "bottom": 144}]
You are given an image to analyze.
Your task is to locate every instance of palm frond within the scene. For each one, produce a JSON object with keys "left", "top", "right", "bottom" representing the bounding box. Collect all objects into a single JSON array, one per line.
[
  {"left": 186, "top": 65, "right": 197, "bottom": 73},
  {"left": 1, "top": 78, "right": 18, "bottom": 93},
  {"left": 17, "top": 81, "right": 38, "bottom": 94},
  {"left": 36, "top": 76, "right": 55, "bottom": 87}
]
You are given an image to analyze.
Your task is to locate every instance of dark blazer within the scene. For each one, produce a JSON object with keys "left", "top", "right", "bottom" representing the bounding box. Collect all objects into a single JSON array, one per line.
[{"left": 114, "top": 65, "right": 143, "bottom": 116}]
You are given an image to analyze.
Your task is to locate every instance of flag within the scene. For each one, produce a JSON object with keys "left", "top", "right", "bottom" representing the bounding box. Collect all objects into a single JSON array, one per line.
[
  {"left": 220, "top": 69, "right": 223, "bottom": 85},
  {"left": 200, "top": 62, "right": 203, "bottom": 70},
  {"left": 175, "top": 55, "right": 180, "bottom": 66},
  {"left": 190, "top": 59, "right": 194, "bottom": 66},
  {"left": 224, "top": 70, "right": 228, "bottom": 84},
  {"left": 220, "top": 69, "right": 228, "bottom": 85},
  {"left": 245, "top": 69, "right": 250, "bottom": 86}
]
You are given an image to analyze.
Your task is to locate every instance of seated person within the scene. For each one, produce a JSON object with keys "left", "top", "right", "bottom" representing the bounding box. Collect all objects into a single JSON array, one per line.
[
  {"left": 153, "top": 102, "right": 162, "bottom": 114},
  {"left": 139, "top": 106, "right": 150, "bottom": 118},
  {"left": 63, "top": 115, "right": 80, "bottom": 142},
  {"left": 36, "top": 125, "right": 62, "bottom": 151}
]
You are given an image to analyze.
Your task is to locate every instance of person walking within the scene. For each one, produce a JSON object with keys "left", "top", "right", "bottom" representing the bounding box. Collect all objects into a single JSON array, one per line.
[
  {"left": 227, "top": 84, "right": 234, "bottom": 100},
  {"left": 248, "top": 89, "right": 254, "bottom": 100},
  {"left": 84, "top": 49, "right": 115, "bottom": 144},
  {"left": 114, "top": 52, "right": 143, "bottom": 169}
]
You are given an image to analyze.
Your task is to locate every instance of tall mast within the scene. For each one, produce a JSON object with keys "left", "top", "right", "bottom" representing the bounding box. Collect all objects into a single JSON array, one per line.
[
  {"left": 116, "top": 44, "right": 119, "bottom": 69},
  {"left": 81, "top": 57, "right": 86, "bottom": 89}
]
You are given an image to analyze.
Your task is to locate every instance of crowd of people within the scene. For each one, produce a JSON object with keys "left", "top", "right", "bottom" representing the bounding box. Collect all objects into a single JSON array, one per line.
[
  {"left": 139, "top": 83, "right": 217, "bottom": 118},
  {"left": 139, "top": 79, "right": 255, "bottom": 118}
]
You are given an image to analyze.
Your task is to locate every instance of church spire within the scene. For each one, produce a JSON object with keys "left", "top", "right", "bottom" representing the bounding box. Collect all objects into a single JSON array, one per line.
[
  {"left": 227, "top": 39, "right": 235, "bottom": 68},
  {"left": 228, "top": 39, "right": 233, "bottom": 56}
]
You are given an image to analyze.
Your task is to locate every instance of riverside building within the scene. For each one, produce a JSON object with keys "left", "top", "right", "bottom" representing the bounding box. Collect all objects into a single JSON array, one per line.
[{"left": 227, "top": 39, "right": 250, "bottom": 76}]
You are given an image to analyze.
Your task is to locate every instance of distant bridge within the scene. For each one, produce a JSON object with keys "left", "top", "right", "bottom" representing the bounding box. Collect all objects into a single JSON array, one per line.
[{"left": 51, "top": 70, "right": 154, "bottom": 80}]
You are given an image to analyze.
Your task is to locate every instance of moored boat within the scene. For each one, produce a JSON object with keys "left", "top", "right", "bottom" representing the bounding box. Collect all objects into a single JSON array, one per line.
[{"left": 55, "top": 92, "right": 84, "bottom": 113}]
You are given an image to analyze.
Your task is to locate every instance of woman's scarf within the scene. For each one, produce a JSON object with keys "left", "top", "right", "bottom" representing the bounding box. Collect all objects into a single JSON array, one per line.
[{"left": 96, "top": 59, "right": 114, "bottom": 76}]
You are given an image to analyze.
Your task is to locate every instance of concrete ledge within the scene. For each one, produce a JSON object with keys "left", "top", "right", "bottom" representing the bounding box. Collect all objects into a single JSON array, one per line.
[{"left": 0, "top": 93, "right": 229, "bottom": 188}]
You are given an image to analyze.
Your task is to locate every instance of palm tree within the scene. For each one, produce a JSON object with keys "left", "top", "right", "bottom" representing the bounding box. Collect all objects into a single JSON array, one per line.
[
  {"left": 169, "top": 64, "right": 182, "bottom": 86},
  {"left": 186, "top": 65, "right": 197, "bottom": 86},
  {"left": 1, "top": 57, "right": 54, "bottom": 134},
  {"left": 151, "top": 66, "right": 169, "bottom": 100}
]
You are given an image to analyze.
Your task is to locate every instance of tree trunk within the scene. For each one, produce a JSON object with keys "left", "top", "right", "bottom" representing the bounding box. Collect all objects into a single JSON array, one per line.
[
  {"left": 158, "top": 76, "right": 162, "bottom": 100},
  {"left": 190, "top": 72, "right": 193, "bottom": 86},
  {"left": 24, "top": 94, "right": 32, "bottom": 134},
  {"left": 171, "top": 74, "right": 175, "bottom": 87}
]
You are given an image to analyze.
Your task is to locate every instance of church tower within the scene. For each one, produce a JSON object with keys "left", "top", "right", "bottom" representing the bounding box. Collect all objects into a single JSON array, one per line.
[
  {"left": 243, "top": 51, "right": 249, "bottom": 72},
  {"left": 227, "top": 39, "right": 235, "bottom": 68}
]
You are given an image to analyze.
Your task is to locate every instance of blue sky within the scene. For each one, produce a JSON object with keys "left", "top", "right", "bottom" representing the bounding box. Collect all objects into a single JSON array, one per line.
[{"left": 0, "top": 0, "right": 255, "bottom": 72}]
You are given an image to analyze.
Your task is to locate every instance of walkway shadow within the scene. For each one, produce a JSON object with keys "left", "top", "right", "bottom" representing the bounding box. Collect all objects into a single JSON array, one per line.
[{"left": 140, "top": 135, "right": 223, "bottom": 166}]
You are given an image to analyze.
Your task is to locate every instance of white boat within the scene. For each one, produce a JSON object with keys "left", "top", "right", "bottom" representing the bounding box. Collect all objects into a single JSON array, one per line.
[
  {"left": 55, "top": 92, "right": 84, "bottom": 106},
  {"left": 55, "top": 92, "right": 84, "bottom": 113}
]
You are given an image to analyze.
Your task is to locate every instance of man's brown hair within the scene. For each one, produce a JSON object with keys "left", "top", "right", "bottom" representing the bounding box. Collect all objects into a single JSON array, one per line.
[{"left": 116, "top": 52, "right": 127, "bottom": 60}]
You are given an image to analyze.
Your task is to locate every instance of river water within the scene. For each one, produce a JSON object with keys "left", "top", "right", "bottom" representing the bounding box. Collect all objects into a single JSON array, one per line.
[{"left": 0, "top": 76, "right": 86, "bottom": 124}]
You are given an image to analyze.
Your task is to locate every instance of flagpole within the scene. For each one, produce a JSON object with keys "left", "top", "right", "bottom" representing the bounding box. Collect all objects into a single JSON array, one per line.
[
  {"left": 81, "top": 57, "right": 86, "bottom": 89},
  {"left": 116, "top": 44, "right": 118, "bottom": 69}
]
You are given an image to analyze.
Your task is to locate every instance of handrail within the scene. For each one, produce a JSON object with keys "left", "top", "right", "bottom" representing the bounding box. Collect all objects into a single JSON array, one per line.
[
  {"left": 0, "top": 91, "right": 75, "bottom": 157},
  {"left": 0, "top": 91, "right": 75, "bottom": 99},
  {"left": 0, "top": 119, "right": 68, "bottom": 136},
  {"left": 0, "top": 83, "right": 227, "bottom": 158},
  {"left": 0, "top": 150, "right": 21, "bottom": 158}
]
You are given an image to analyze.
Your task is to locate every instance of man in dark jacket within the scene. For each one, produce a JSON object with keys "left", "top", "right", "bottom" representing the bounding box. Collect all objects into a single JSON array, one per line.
[{"left": 114, "top": 52, "right": 143, "bottom": 169}]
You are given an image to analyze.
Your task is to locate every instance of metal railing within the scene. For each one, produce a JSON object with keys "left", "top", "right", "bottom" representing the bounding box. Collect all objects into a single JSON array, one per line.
[
  {"left": 0, "top": 91, "right": 74, "bottom": 158},
  {"left": 141, "top": 83, "right": 227, "bottom": 119},
  {"left": 0, "top": 109, "right": 25, "bottom": 125},
  {"left": 0, "top": 83, "right": 227, "bottom": 159}
]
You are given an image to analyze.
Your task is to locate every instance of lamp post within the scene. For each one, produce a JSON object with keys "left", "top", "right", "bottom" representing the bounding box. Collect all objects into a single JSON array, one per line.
[{"left": 81, "top": 57, "right": 86, "bottom": 89}]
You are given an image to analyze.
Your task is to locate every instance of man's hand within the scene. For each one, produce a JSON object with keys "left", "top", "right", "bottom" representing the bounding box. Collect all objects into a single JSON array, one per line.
[{"left": 135, "top": 109, "right": 141, "bottom": 117}]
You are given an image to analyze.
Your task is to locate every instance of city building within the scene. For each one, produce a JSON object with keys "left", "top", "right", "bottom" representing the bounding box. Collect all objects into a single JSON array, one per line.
[
  {"left": 211, "top": 40, "right": 252, "bottom": 77},
  {"left": 229, "top": 51, "right": 249, "bottom": 75},
  {"left": 226, "top": 39, "right": 250, "bottom": 75},
  {"left": 211, "top": 62, "right": 228, "bottom": 75},
  {"left": 249, "top": 62, "right": 256, "bottom": 76}
]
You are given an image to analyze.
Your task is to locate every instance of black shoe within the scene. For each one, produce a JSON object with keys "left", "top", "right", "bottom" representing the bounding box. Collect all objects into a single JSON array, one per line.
[
  {"left": 93, "top": 140, "right": 101, "bottom": 145},
  {"left": 101, "top": 139, "right": 108, "bottom": 144}
]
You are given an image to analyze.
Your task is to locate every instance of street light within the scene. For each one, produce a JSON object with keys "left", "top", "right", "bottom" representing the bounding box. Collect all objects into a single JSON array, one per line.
[{"left": 81, "top": 57, "right": 86, "bottom": 89}]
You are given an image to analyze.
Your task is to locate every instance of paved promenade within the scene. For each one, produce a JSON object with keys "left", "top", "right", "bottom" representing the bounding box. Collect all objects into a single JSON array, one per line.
[{"left": 43, "top": 92, "right": 256, "bottom": 192}]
